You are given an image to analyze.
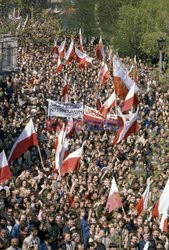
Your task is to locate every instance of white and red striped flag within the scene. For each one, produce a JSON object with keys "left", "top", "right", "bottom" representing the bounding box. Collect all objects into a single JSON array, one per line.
[
  {"left": 160, "top": 208, "right": 168, "bottom": 233},
  {"left": 106, "top": 177, "right": 123, "bottom": 213},
  {"left": 58, "top": 39, "right": 66, "bottom": 59},
  {"left": 100, "top": 91, "right": 117, "bottom": 118},
  {"left": 0, "top": 151, "right": 12, "bottom": 183},
  {"left": 79, "top": 28, "right": 83, "bottom": 52},
  {"left": 60, "top": 146, "right": 83, "bottom": 175},
  {"left": 96, "top": 36, "right": 105, "bottom": 61},
  {"left": 98, "top": 62, "right": 110, "bottom": 86},
  {"left": 65, "top": 40, "right": 75, "bottom": 64},
  {"left": 8, "top": 119, "right": 38, "bottom": 165},
  {"left": 135, "top": 183, "right": 151, "bottom": 215},
  {"left": 56, "top": 56, "right": 63, "bottom": 73},
  {"left": 153, "top": 179, "right": 169, "bottom": 218},
  {"left": 113, "top": 109, "right": 139, "bottom": 144},
  {"left": 61, "top": 74, "right": 70, "bottom": 103},
  {"left": 122, "top": 83, "right": 139, "bottom": 112},
  {"left": 113, "top": 56, "right": 139, "bottom": 100},
  {"left": 55, "top": 127, "right": 69, "bottom": 172},
  {"left": 75, "top": 47, "right": 93, "bottom": 69},
  {"left": 96, "top": 92, "right": 102, "bottom": 110}
]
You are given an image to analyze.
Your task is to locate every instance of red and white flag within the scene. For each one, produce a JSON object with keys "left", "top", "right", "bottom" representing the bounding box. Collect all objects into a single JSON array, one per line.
[
  {"left": 122, "top": 83, "right": 139, "bottom": 112},
  {"left": 96, "top": 36, "right": 105, "bottom": 61},
  {"left": 64, "top": 119, "right": 74, "bottom": 138},
  {"left": 65, "top": 40, "right": 75, "bottom": 64},
  {"left": 160, "top": 208, "right": 168, "bottom": 232},
  {"left": 58, "top": 39, "right": 66, "bottom": 59},
  {"left": 98, "top": 62, "right": 110, "bottom": 86},
  {"left": 52, "top": 39, "right": 58, "bottom": 54},
  {"left": 0, "top": 151, "right": 12, "bottom": 183},
  {"left": 100, "top": 91, "right": 117, "bottom": 118},
  {"left": 106, "top": 177, "right": 123, "bottom": 213},
  {"left": 8, "top": 119, "right": 38, "bottom": 165},
  {"left": 56, "top": 56, "right": 63, "bottom": 73},
  {"left": 55, "top": 128, "right": 69, "bottom": 171},
  {"left": 61, "top": 74, "right": 70, "bottom": 103},
  {"left": 113, "top": 56, "right": 139, "bottom": 100},
  {"left": 153, "top": 179, "right": 169, "bottom": 217},
  {"left": 96, "top": 92, "right": 102, "bottom": 110},
  {"left": 79, "top": 28, "right": 83, "bottom": 52},
  {"left": 75, "top": 47, "right": 93, "bottom": 69},
  {"left": 60, "top": 146, "right": 83, "bottom": 175},
  {"left": 135, "top": 183, "right": 151, "bottom": 215},
  {"left": 113, "top": 109, "right": 139, "bottom": 144}
]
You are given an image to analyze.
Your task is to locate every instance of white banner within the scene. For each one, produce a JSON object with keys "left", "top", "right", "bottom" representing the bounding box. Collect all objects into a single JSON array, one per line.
[{"left": 47, "top": 100, "right": 84, "bottom": 118}]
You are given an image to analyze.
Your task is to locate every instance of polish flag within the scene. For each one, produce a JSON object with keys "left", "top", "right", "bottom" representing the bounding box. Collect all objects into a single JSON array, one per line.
[
  {"left": 64, "top": 119, "right": 74, "bottom": 138},
  {"left": 100, "top": 91, "right": 117, "bottom": 118},
  {"left": 160, "top": 208, "right": 168, "bottom": 233},
  {"left": 113, "top": 56, "right": 139, "bottom": 100},
  {"left": 0, "top": 151, "right": 12, "bottom": 183},
  {"left": 96, "top": 92, "right": 102, "bottom": 110},
  {"left": 113, "top": 109, "right": 139, "bottom": 144},
  {"left": 79, "top": 28, "right": 83, "bottom": 52},
  {"left": 55, "top": 129, "right": 66, "bottom": 171},
  {"left": 122, "top": 83, "right": 139, "bottom": 112},
  {"left": 75, "top": 47, "right": 93, "bottom": 68},
  {"left": 135, "top": 183, "right": 151, "bottom": 215},
  {"left": 58, "top": 39, "right": 66, "bottom": 59},
  {"left": 56, "top": 56, "right": 63, "bottom": 73},
  {"left": 106, "top": 177, "right": 123, "bottom": 213},
  {"left": 96, "top": 36, "right": 105, "bottom": 61},
  {"left": 61, "top": 74, "right": 70, "bottom": 103},
  {"left": 98, "top": 62, "right": 110, "bottom": 86},
  {"left": 60, "top": 146, "right": 83, "bottom": 175},
  {"left": 8, "top": 119, "right": 38, "bottom": 165},
  {"left": 52, "top": 39, "right": 58, "bottom": 54},
  {"left": 65, "top": 40, "right": 75, "bottom": 64},
  {"left": 153, "top": 179, "right": 169, "bottom": 217}
]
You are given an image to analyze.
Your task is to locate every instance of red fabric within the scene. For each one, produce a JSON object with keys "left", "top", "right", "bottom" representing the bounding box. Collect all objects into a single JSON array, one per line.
[
  {"left": 114, "top": 76, "right": 128, "bottom": 100},
  {"left": 106, "top": 192, "right": 123, "bottom": 213},
  {"left": 96, "top": 44, "right": 103, "bottom": 61},
  {"left": 135, "top": 197, "right": 144, "bottom": 215},
  {"left": 0, "top": 165, "right": 12, "bottom": 183},
  {"left": 60, "top": 157, "right": 81, "bottom": 175},
  {"left": 152, "top": 198, "right": 160, "bottom": 218},
  {"left": 8, "top": 133, "right": 38, "bottom": 165}
]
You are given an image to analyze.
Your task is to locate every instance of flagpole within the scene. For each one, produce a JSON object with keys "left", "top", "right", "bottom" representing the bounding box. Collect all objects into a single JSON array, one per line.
[{"left": 37, "top": 145, "right": 45, "bottom": 170}]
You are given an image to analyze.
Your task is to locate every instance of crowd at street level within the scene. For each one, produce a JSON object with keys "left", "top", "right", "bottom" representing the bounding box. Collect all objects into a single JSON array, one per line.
[{"left": 0, "top": 30, "right": 169, "bottom": 250}]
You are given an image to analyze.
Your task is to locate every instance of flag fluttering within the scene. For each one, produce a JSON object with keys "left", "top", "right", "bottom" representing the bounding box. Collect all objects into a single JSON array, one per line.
[
  {"left": 135, "top": 183, "right": 151, "bottom": 215},
  {"left": 8, "top": 119, "right": 38, "bottom": 165},
  {"left": 60, "top": 146, "right": 83, "bottom": 175},
  {"left": 96, "top": 36, "right": 105, "bottom": 61},
  {"left": 0, "top": 151, "right": 12, "bottom": 183},
  {"left": 106, "top": 177, "right": 123, "bottom": 213},
  {"left": 153, "top": 179, "right": 169, "bottom": 218},
  {"left": 65, "top": 40, "right": 75, "bottom": 64},
  {"left": 113, "top": 56, "right": 139, "bottom": 100},
  {"left": 98, "top": 62, "right": 110, "bottom": 86},
  {"left": 113, "top": 109, "right": 139, "bottom": 144},
  {"left": 100, "top": 91, "right": 117, "bottom": 118},
  {"left": 122, "top": 83, "right": 139, "bottom": 112}
]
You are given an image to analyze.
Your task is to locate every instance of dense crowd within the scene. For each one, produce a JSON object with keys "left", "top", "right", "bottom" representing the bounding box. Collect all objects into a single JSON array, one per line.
[{"left": 0, "top": 30, "right": 169, "bottom": 250}]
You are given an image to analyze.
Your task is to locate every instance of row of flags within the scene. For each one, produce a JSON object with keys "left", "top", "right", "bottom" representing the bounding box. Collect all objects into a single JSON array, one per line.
[{"left": 106, "top": 177, "right": 169, "bottom": 232}]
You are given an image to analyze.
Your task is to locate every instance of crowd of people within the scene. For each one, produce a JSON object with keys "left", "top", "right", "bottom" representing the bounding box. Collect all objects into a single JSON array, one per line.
[{"left": 0, "top": 28, "right": 168, "bottom": 250}]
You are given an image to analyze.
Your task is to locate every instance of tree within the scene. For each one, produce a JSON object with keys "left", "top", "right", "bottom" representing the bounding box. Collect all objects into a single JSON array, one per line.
[{"left": 114, "top": 0, "right": 169, "bottom": 58}]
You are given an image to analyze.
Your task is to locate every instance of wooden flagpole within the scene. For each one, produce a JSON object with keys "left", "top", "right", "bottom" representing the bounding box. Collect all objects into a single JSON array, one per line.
[{"left": 37, "top": 145, "right": 45, "bottom": 170}]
